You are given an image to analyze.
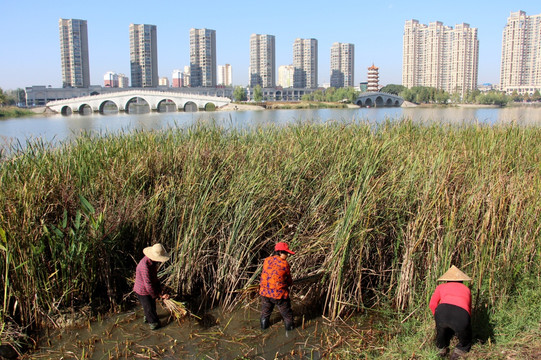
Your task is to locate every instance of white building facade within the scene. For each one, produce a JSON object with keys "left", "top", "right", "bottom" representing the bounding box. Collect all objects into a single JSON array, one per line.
[
  {"left": 330, "top": 43, "right": 354, "bottom": 88},
  {"left": 249, "top": 34, "right": 276, "bottom": 88},
  {"left": 190, "top": 28, "right": 217, "bottom": 87},
  {"left": 59, "top": 18, "right": 90, "bottom": 88},
  {"left": 402, "top": 20, "right": 479, "bottom": 97},
  {"left": 129, "top": 24, "right": 158, "bottom": 88},
  {"left": 293, "top": 38, "right": 318, "bottom": 88},
  {"left": 218, "top": 64, "right": 232, "bottom": 86},
  {"left": 500, "top": 11, "right": 541, "bottom": 95},
  {"left": 278, "top": 65, "right": 294, "bottom": 88}
]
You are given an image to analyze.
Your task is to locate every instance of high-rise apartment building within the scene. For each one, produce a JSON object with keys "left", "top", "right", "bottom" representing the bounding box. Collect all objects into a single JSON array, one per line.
[
  {"left": 402, "top": 20, "right": 479, "bottom": 97},
  {"left": 249, "top": 34, "right": 275, "bottom": 88},
  {"left": 190, "top": 28, "right": 217, "bottom": 87},
  {"left": 500, "top": 11, "right": 541, "bottom": 95},
  {"left": 104, "top": 71, "right": 118, "bottom": 88},
  {"left": 278, "top": 65, "right": 294, "bottom": 88},
  {"left": 218, "top": 64, "right": 233, "bottom": 86},
  {"left": 293, "top": 38, "right": 318, "bottom": 88},
  {"left": 59, "top": 18, "right": 90, "bottom": 88},
  {"left": 129, "top": 24, "right": 158, "bottom": 88},
  {"left": 330, "top": 43, "right": 354, "bottom": 88}
]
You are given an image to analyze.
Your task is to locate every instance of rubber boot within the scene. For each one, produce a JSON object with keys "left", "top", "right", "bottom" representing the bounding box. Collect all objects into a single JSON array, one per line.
[
  {"left": 149, "top": 321, "right": 161, "bottom": 330},
  {"left": 284, "top": 321, "right": 294, "bottom": 331},
  {"left": 260, "top": 317, "right": 270, "bottom": 330}
]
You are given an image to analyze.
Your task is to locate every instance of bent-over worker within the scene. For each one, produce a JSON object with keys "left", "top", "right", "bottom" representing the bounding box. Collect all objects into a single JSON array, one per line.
[
  {"left": 429, "top": 265, "right": 472, "bottom": 359},
  {"left": 259, "top": 242, "right": 295, "bottom": 331}
]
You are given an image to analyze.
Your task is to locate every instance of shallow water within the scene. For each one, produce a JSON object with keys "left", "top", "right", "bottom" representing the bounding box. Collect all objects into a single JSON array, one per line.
[{"left": 28, "top": 297, "right": 355, "bottom": 359}]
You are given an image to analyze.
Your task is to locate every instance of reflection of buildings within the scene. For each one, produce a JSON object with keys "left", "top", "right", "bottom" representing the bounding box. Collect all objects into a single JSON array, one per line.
[
  {"left": 500, "top": 11, "right": 541, "bottom": 95},
  {"left": 278, "top": 65, "right": 294, "bottom": 88},
  {"left": 129, "top": 24, "right": 158, "bottom": 88},
  {"left": 367, "top": 65, "right": 379, "bottom": 92},
  {"left": 293, "top": 38, "right": 318, "bottom": 88},
  {"left": 249, "top": 34, "right": 275, "bottom": 88},
  {"left": 330, "top": 42, "right": 354, "bottom": 88},
  {"left": 218, "top": 64, "right": 233, "bottom": 86},
  {"left": 402, "top": 19, "right": 479, "bottom": 97},
  {"left": 190, "top": 28, "right": 217, "bottom": 87},
  {"left": 59, "top": 18, "right": 90, "bottom": 88}
]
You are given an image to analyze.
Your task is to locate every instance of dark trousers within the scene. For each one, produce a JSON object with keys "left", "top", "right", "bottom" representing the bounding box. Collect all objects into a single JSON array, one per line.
[
  {"left": 137, "top": 294, "right": 160, "bottom": 324},
  {"left": 434, "top": 303, "right": 472, "bottom": 352},
  {"left": 261, "top": 296, "right": 294, "bottom": 326}
]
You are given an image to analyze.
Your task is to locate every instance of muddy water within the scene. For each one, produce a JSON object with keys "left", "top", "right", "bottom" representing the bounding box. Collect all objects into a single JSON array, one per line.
[{"left": 29, "top": 298, "right": 351, "bottom": 359}]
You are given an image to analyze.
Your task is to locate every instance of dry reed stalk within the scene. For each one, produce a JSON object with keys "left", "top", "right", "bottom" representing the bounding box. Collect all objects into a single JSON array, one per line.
[{"left": 162, "top": 299, "right": 188, "bottom": 320}]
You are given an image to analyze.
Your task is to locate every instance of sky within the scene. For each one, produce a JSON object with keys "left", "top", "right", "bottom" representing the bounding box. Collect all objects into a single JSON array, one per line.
[{"left": 0, "top": 0, "right": 539, "bottom": 90}]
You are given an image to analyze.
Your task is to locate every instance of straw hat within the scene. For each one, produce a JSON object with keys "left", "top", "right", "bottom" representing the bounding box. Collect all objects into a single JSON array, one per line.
[
  {"left": 437, "top": 265, "right": 472, "bottom": 282},
  {"left": 143, "top": 243, "right": 170, "bottom": 262}
]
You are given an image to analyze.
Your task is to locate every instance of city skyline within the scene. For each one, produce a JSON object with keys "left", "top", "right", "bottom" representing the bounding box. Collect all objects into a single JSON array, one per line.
[{"left": 0, "top": 0, "right": 539, "bottom": 90}]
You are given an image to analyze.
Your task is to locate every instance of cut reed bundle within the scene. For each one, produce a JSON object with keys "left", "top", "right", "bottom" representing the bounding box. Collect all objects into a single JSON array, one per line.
[{"left": 162, "top": 299, "right": 188, "bottom": 320}]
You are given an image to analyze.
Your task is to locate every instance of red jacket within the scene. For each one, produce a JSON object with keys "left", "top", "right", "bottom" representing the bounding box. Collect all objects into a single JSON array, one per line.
[
  {"left": 259, "top": 255, "right": 293, "bottom": 299},
  {"left": 429, "top": 282, "right": 471, "bottom": 315},
  {"left": 133, "top": 256, "right": 161, "bottom": 299}
]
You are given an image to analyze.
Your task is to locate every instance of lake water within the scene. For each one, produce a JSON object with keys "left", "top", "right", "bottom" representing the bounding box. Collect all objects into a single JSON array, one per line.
[{"left": 2, "top": 105, "right": 541, "bottom": 150}]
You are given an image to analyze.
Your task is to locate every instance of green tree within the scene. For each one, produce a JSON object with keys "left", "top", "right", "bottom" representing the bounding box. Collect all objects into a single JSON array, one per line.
[
  {"left": 532, "top": 90, "right": 541, "bottom": 102},
  {"left": 0, "top": 88, "right": 6, "bottom": 106},
  {"left": 233, "top": 86, "right": 247, "bottom": 102},
  {"left": 380, "top": 84, "right": 406, "bottom": 95},
  {"left": 253, "top": 85, "right": 263, "bottom": 102}
]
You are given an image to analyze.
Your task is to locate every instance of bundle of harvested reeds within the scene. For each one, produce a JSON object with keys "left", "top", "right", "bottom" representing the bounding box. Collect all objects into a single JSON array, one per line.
[{"left": 162, "top": 299, "right": 188, "bottom": 320}]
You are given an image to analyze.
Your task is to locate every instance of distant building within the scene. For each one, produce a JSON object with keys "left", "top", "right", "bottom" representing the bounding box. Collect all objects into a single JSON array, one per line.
[
  {"left": 129, "top": 24, "right": 158, "bottom": 88},
  {"left": 293, "top": 38, "right": 318, "bottom": 88},
  {"left": 118, "top": 74, "right": 129, "bottom": 88},
  {"left": 59, "top": 18, "right": 90, "bottom": 88},
  {"left": 402, "top": 19, "right": 479, "bottom": 97},
  {"left": 278, "top": 65, "right": 294, "bottom": 88},
  {"left": 367, "top": 65, "right": 379, "bottom": 92},
  {"left": 190, "top": 28, "right": 216, "bottom": 87},
  {"left": 249, "top": 34, "right": 275, "bottom": 88},
  {"left": 159, "top": 77, "right": 169, "bottom": 87},
  {"left": 358, "top": 82, "right": 368, "bottom": 93},
  {"left": 218, "top": 64, "right": 233, "bottom": 86},
  {"left": 172, "top": 69, "right": 183, "bottom": 88},
  {"left": 330, "top": 42, "right": 354, "bottom": 88},
  {"left": 500, "top": 11, "right": 541, "bottom": 95},
  {"left": 104, "top": 71, "right": 118, "bottom": 88}
]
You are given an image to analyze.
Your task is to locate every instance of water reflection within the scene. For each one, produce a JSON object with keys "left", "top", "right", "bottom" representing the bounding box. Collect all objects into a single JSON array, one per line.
[{"left": 1, "top": 106, "right": 541, "bottom": 150}]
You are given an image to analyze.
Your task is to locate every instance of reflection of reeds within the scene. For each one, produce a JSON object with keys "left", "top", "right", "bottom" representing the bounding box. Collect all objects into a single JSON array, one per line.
[{"left": 1, "top": 120, "right": 540, "bottom": 340}]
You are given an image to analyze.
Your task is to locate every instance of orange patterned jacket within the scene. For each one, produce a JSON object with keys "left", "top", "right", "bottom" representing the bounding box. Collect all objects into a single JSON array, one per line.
[{"left": 259, "top": 255, "right": 293, "bottom": 299}]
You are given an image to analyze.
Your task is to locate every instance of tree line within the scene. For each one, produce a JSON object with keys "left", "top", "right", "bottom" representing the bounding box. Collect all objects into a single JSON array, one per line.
[{"left": 0, "top": 88, "right": 26, "bottom": 106}]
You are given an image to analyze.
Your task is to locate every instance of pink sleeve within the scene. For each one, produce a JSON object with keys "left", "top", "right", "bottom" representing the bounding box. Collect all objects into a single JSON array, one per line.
[{"left": 429, "top": 286, "right": 441, "bottom": 315}]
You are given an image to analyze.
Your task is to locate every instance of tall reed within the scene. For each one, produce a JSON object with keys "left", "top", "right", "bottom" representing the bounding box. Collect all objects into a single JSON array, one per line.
[{"left": 0, "top": 120, "right": 540, "bottom": 336}]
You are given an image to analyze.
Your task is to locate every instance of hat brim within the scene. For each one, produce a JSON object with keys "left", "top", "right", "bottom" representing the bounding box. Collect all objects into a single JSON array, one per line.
[
  {"left": 143, "top": 247, "right": 170, "bottom": 262},
  {"left": 437, "top": 265, "right": 471, "bottom": 282}
]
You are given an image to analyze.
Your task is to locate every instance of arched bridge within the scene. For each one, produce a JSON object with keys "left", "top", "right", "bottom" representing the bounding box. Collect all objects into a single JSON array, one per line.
[
  {"left": 46, "top": 90, "right": 231, "bottom": 115},
  {"left": 355, "top": 92, "right": 404, "bottom": 107}
]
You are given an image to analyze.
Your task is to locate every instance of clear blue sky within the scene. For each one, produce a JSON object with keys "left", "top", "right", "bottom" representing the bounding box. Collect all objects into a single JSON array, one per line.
[{"left": 0, "top": 0, "right": 539, "bottom": 90}]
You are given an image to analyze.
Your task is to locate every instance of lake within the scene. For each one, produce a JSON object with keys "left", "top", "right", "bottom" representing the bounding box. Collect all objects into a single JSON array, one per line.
[{"left": 2, "top": 105, "right": 541, "bottom": 151}]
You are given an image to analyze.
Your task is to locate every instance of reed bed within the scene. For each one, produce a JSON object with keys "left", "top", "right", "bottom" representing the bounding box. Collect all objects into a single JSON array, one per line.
[{"left": 1, "top": 119, "right": 540, "bottom": 341}]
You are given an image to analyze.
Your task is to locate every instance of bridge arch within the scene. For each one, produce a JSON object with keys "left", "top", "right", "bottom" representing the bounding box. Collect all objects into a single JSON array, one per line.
[
  {"left": 157, "top": 99, "right": 177, "bottom": 113},
  {"left": 61, "top": 106, "right": 73, "bottom": 116},
  {"left": 99, "top": 100, "right": 119, "bottom": 115},
  {"left": 79, "top": 104, "right": 93, "bottom": 115},
  {"left": 364, "top": 98, "right": 373, "bottom": 107},
  {"left": 126, "top": 97, "right": 150, "bottom": 114},
  {"left": 386, "top": 98, "right": 393, "bottom": 106},
  {"left": 184, "top": 101, "right": 198, "bottom": 112},
  {"left": 375, "top": 96, "right": 384, "bottom": 107},
  {"left": 394, "top": 100, "right": 400, "bottom": 107},
  {"left": 204, "top": 103, "right": 216, "bottom": 111}
]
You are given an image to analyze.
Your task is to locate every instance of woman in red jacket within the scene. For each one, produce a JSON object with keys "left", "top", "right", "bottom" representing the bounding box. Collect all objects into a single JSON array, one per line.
[
  {"left": 429, "top": 265, "right": 472, "bottom": 359},
  {"left": 259, "top": 242, "right": 295, "bottom": 331}
]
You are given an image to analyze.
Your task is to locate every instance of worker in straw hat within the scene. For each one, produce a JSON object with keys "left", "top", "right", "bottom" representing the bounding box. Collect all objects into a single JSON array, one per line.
[
  {"left": 429, "top": 265, "right": 472, "bottom": 359},
  {"left": 134, "top": 243, "right": 171, "bottom": 330},
  {"left": 259, "top": 242, "right": 295, "bottom": 331}
]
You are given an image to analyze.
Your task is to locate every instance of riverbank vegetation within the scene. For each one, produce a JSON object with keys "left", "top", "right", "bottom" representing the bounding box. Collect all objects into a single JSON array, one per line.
[
  {"left": 0, "top": 106, "right": 35, "bottom": 118},
  {"left": 1, "top": 120, "right": 540, "bottom": 356}
]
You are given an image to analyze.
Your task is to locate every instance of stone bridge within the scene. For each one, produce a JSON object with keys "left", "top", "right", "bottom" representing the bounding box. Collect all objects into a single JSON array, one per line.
[
  {"left": 355, "top": 92, "right": 404, "bottom": 107},
  {"left": 46, "top": 90, "right": 231, "bottom": 115}
]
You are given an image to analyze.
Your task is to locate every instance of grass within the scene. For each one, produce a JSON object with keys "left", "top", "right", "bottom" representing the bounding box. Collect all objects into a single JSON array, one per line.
[
  {"left": 0, "top": 106, "right": 35, "bottom": 118},
  {"left": 0, "top": 119, "right": 540, "bottom": 355}
]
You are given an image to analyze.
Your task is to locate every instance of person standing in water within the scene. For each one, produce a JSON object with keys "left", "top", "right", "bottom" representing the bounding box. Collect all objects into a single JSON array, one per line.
[
  {"left": 134, "top": 243, "right": 171, "bottom": 330},
  {"left": 429, "top": 265, "right": 472, "bottom": 359},
  {"left": 259, "top": 242, "right": 295, "bottom": 331}
]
